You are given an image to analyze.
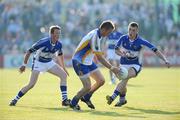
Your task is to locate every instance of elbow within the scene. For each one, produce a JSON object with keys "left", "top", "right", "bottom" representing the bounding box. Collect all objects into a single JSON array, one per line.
[
  {"left": 25, "top": 50, "right": 31, "bottom": 56},
  {"left": 26, "top": 50, "right": 30, "bottom": 54}
]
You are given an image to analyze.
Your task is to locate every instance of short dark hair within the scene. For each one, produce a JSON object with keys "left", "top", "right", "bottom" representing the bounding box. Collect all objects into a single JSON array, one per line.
[
  {"left": 129, "top": 22, "right": 139, "bottom": 28},
  {"left": 49, "top": 25, "right": 61, "bottom": 34},
  {"left": 99, "top": 20, "right": 115, "bottom": 30}
]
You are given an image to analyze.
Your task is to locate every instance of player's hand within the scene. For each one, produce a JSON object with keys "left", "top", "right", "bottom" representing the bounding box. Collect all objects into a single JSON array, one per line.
[
  {"left": 121, "top": 51, "right": 127, "bottom": 57},
  {"left": 124, "top": 51, "right": 133, "bottom": 58},
  {"left": 110, "top": 66, "right": 119, "bottom": 74},
  {"left": 165, "top": 60, "right": 170, "bottom": 68},
  {"left": 125, "top": 52, "right": 131, "bottom": 58},
  {"left": 121, "top": 51, "right": 131, "bottom": 58},
  {"left": 19, "top": 65, "right": 26, "bottom": 73}
]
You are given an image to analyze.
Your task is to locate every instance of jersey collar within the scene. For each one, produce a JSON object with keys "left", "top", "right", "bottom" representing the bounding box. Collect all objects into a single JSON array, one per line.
[{"left": 128, "top": 34, "right": 139, "bottom": 42}]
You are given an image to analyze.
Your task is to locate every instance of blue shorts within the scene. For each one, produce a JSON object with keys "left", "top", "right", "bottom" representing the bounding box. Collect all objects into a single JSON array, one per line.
[{"left": 72, "top": 59, "right": 98, "bottom": 78}]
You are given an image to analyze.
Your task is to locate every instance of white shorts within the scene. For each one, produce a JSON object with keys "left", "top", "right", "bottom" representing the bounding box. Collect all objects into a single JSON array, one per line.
[
  {"left": 107, "top": 49, "right": 120, "bottom": 60},
  {"left": 121, "top": 64, "right": 141, "bottom": 75},
  {"left": 32, "top": 60, "right": 56, "bottom": 72}
]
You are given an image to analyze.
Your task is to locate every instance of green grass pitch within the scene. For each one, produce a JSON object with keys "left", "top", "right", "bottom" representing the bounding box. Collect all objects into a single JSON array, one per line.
[{"left": 0, "top": 67, "right": 180, "bottom": 120}]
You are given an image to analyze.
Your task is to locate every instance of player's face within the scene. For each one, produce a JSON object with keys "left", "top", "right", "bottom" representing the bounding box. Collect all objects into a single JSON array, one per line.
[
  {"left": 101, "top": 28, "right": 113, "bottom": 37},
  {"left": 128, "top": 26, "right": 138, "bottom": 40},
  {"left": 51, "top": 29, "right": 60, "bottom": 42}
]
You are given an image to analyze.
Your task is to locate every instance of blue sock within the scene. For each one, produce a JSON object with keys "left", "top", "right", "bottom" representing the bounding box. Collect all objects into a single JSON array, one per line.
[
  {"left": 14, "top": 91, "right": 24, "bottom": 101},
  {"left": 120, "top": 93, "right": 126, "bottom": 97},
  {"left": 71, "top": 96, "right": 79, "bottom": 107},
  {"left": 60, "top": 86, "right": 67, "bottom": 101},
  {"left": 111, "top": 90, "right": 120, "bottom": 100},
  {"left": 83, "top": 93, "right": 92, "bottom": 101},
  {"left": 120, "top": 93, "right": 126, "bottom": 102}
]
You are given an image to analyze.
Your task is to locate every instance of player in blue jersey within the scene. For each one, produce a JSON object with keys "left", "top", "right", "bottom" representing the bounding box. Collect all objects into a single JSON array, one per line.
[
  {"left": 70, "top": 20, "right": 120, "bottom": 110},
  {"left": 9, "top": 25, "right": 70, "bottom": 106},
  {"left": 107, "top": 23, "right": 123, "bottom": 84},
  {"left": 106, "top": 22, "right": 170, "bottom": 107}
]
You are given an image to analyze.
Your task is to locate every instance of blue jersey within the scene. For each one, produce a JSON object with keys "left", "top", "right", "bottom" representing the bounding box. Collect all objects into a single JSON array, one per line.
[
  {"left": 28, "top": 37, "right": 63, "bottom": 63},
  {"left": 107, "top": 31, "right": 122, "bottom": 49},
  {"left": 115, "top": 34, "right": 157, "bottom": 65}
]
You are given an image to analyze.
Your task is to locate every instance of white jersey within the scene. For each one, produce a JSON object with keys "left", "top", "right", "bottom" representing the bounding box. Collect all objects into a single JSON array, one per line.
[{"left": 73, "top": 28, "right": 106, "bottom": 65}]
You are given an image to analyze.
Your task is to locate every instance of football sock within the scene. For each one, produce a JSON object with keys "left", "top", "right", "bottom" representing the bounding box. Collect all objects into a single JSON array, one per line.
[
  {"left": 60, "top": 86, "right": 67, "bottom": 101},
  {"left": 111, "top": 90, "right": 120, "bottom": 100},
  {"left": 119, "top": 93, "right": 126, "bottom": 102},
  {"left": 83, "top": 92, "right": 92, "bottom": 101},
  {"left": 71, "top": 96, "right": 79, "bottom": 106},
  {"left": 14, "top": 91, "right": 24, "bottom": 101}
]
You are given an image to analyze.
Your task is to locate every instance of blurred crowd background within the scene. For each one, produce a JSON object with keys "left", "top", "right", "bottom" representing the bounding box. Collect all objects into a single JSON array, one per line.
[{"left": 0, "top": 0, "right": 179, "bottom": 66}]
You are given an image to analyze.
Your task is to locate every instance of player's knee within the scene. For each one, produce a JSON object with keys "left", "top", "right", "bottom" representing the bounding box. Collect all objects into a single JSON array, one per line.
[
  {"left": 59, "top": 73, "right": 67, "bottom": 81},
  {"left": 128, "top": 68, "right": 137, "bottom": 78},
  {"left": 84, "top": 84, "right": 91, "bottom": 92},
  {"left": 98, "top": 78, "right": 105, "bottom": 86}
]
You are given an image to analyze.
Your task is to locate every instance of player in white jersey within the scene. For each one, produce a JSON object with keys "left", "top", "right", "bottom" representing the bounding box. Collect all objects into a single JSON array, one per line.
[
  {"left": 70, "top": 20, "right": 120, "bottom": 110},
  {"left": 106, "top": 22, "right": 170, "bottom": 107},
  {"left": 9, "top": 25, "right": 71, "bottom": 106}
]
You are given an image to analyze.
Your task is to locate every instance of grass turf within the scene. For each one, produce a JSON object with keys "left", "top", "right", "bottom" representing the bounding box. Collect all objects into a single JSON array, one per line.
[{"left": 0, "top": 67, "right": 180, "bottom": 120}]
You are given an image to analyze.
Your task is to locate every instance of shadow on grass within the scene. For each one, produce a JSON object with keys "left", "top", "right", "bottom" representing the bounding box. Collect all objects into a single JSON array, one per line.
[
  {"left": 127, "top": 84, "right": 144, "bottom": 87},
  {"left": 17, "top": 105, "right": 70, "bottom": 111},
  {"left": 89, "top": 110, "right": 147, "bottom": 118},
  {"left": 16, "top": 105, "right": 147, "bottom": 118},
  {"left": 47, "top": 108, "right": 147, "bottom": 118},
  {"left": 125, "top": 106, "right": 180, "bottom": 115},
  {"left": 16, "top": 106, "right": 146, "bottom": 118}
]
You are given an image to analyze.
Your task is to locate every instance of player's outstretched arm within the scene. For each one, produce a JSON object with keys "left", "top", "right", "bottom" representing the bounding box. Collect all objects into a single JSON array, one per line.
[
  {"left": 95, "top": 54, "right": 119, "bottom": 74},
  {"left": 19, "top": 51, "right": 31, "bottom": 73},
  {"left": 155, "top": 50, "right": 170, "bottom": 68}
]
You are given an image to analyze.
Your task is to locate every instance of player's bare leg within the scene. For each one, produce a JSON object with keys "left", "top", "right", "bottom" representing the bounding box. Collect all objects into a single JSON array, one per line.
[
  {"left": 21, "top": 70, "right": 40, "bottom": 93},
  {"left": 48, "top": 65, "right": 67, "bottom": 86},
  {"left": 70, "top": 77, "right": 91, "bottom": 110},
  {"left": 89, "top": 70, "right": 105, "bottom": 94},
  {"left": 9, "top": 70, "right": 40, "bottom": 106},
  {"left": 78, "top": 78, "right": 91, "bottom": 97},
  {"left": 106, "top": 68, "right": 136, "bottom": 106},
  {"left": 81, "top": 70, "right": 105, "bottom": 109},
  {"left": 48, "top": 65, "right": 70, "bottom": 106}
]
